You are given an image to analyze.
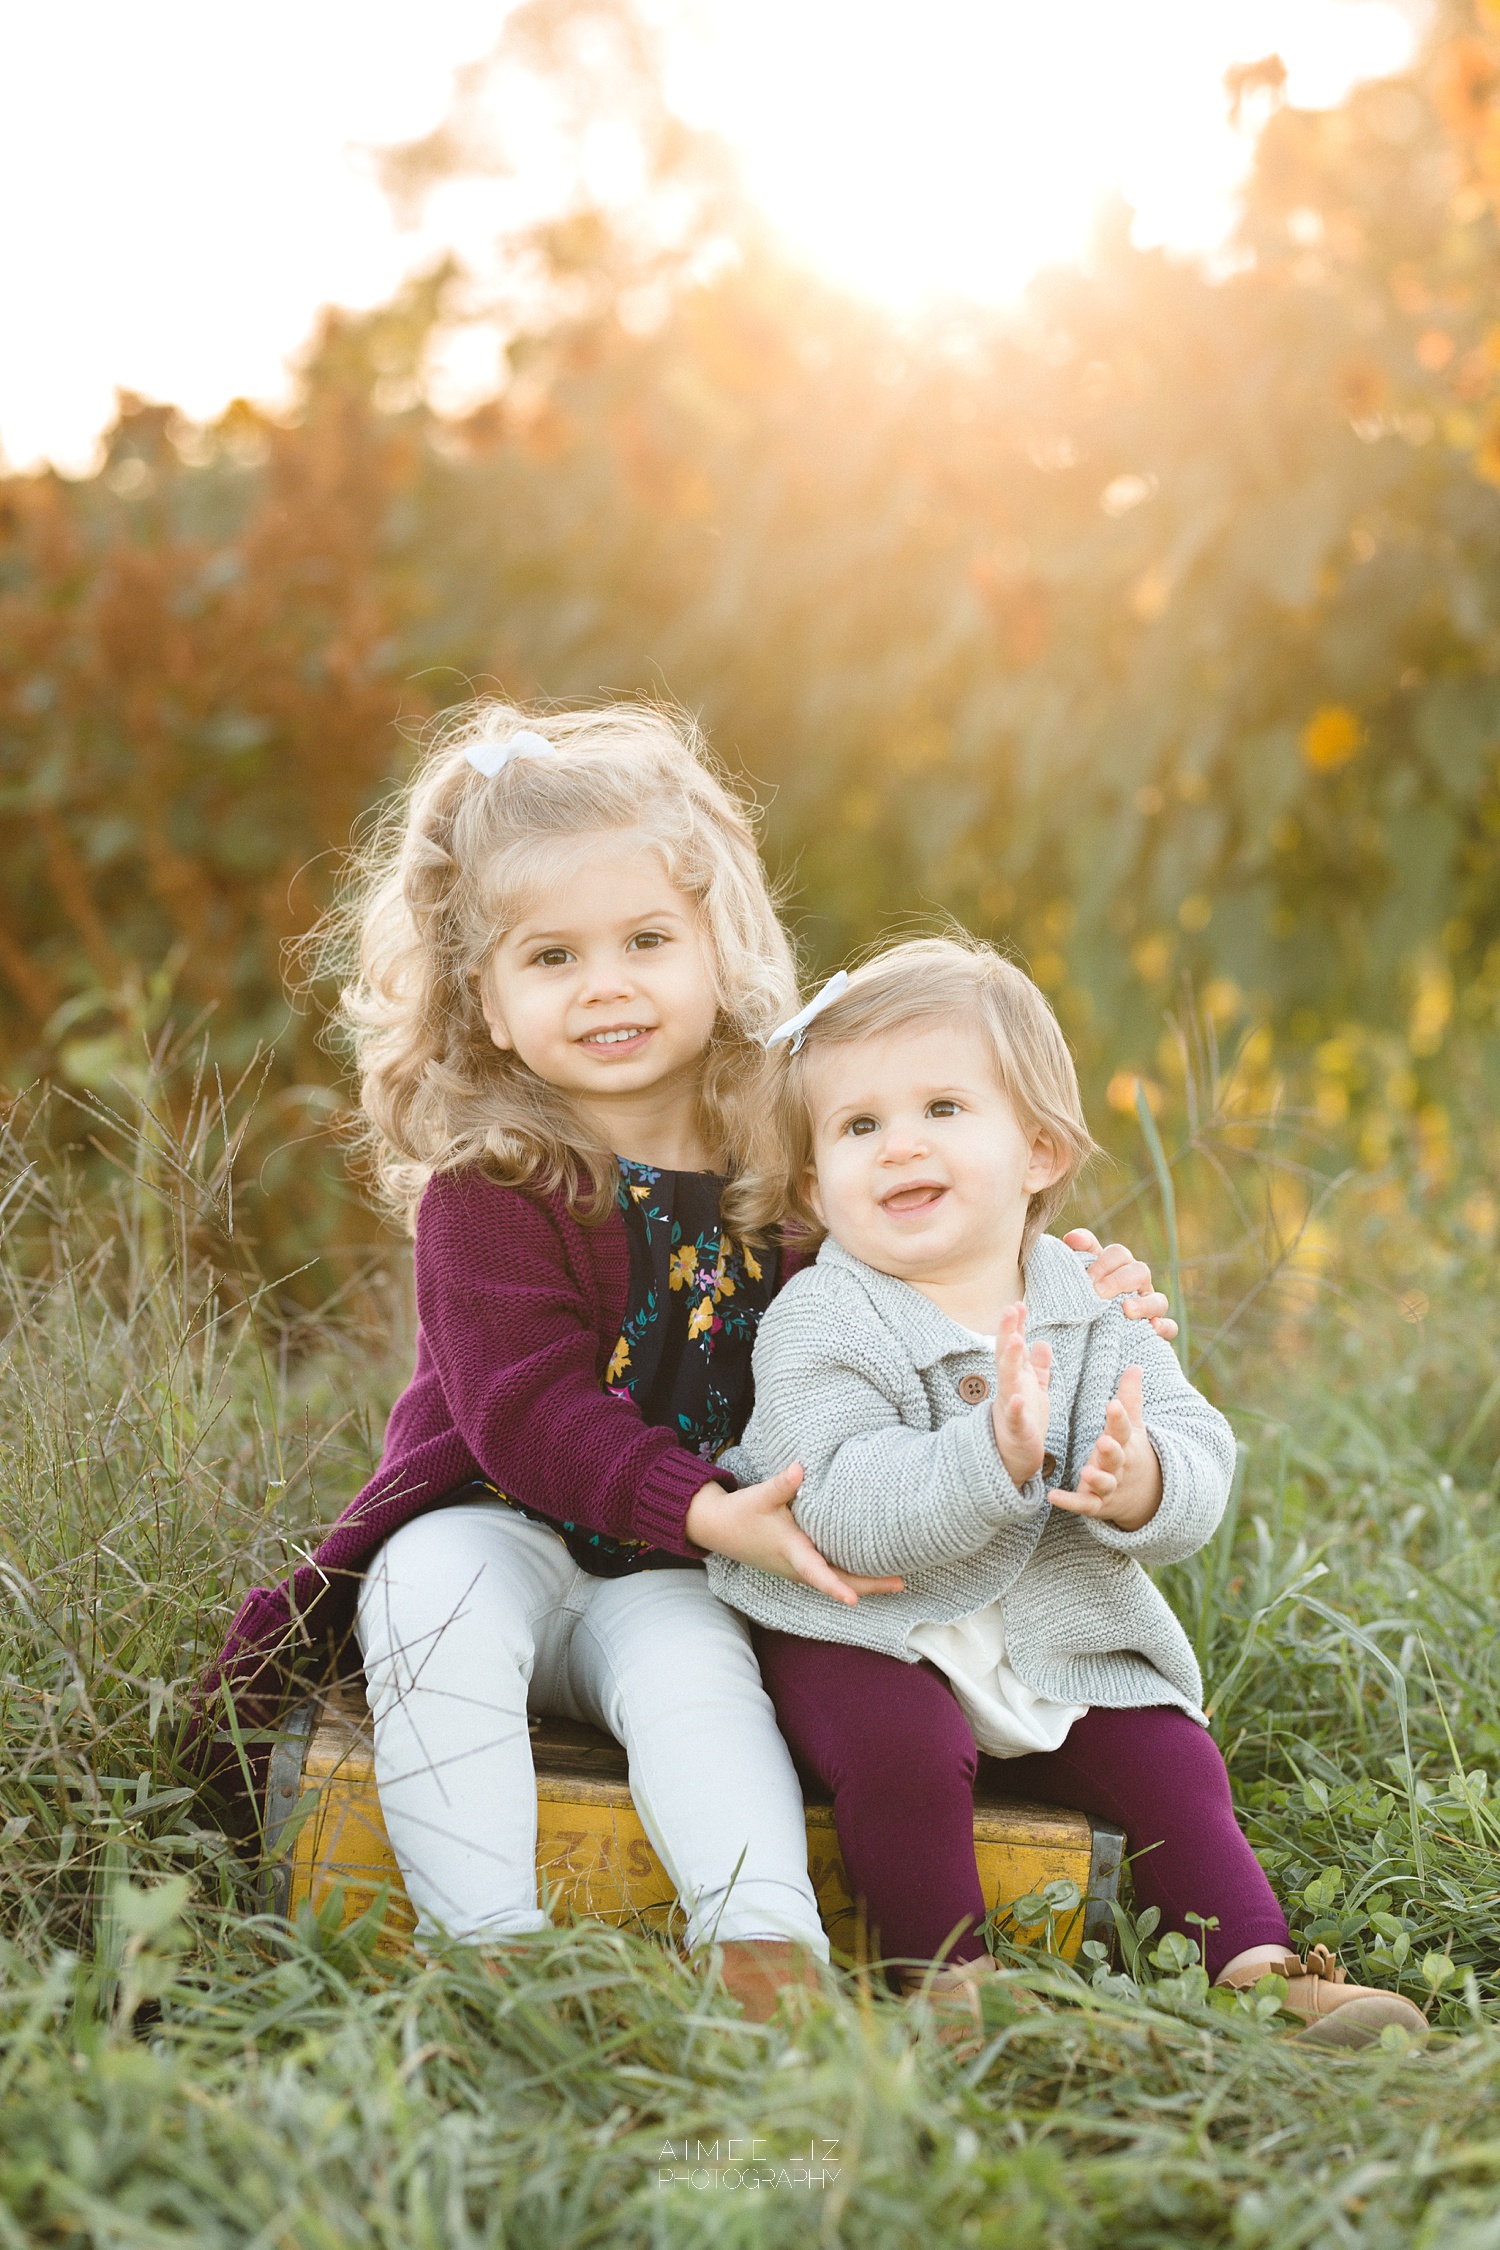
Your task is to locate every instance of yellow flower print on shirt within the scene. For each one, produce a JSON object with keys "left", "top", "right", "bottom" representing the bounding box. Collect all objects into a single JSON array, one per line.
[{"left": 611, "top": 1158, "right": 775, "bottom": 1470}]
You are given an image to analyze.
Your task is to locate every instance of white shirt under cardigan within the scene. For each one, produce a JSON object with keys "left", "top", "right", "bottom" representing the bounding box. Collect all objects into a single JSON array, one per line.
[
  {"left": 709, "top": 1235, "right": 1236, "bottom": 1731},
  {"left": 906, "top": 1325, "right": 1087, "bottom": 1757}
]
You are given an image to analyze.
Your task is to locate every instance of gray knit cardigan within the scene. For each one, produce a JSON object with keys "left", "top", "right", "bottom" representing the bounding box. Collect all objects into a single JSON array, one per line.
[{"left": 710, "top": 1234, "right": 1235, "bottom": 1723}]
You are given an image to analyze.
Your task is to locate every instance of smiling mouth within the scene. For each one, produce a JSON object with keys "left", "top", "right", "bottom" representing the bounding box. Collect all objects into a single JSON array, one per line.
[
  {"left": 879, "top": 1182, "right": 948, "bottom": 1215},
  {"left": 579, "top": 1026, "right": 654, "bottom": 1050}
]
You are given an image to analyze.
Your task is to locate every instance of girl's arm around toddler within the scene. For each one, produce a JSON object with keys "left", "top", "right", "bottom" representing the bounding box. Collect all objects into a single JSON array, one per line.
[
  {"left": 409, "top": 1170, "right": 728, "bottom": 1553},
  {"left": 408, "top": 1172, "right": 897, "bottom": 1603}
]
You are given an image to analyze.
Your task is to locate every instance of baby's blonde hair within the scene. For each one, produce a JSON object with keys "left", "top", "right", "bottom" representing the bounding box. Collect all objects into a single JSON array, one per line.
[
  {"left": 743, "top": 936, "right": 1099, "bottom": 1261},
  {"left": 321, "top": 701, "right": 797, "bottom": 1228}
]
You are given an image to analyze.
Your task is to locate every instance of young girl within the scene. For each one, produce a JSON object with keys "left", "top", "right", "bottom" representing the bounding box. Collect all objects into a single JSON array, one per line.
[
  {"left": 710, "top": 938, "right": 1427, "bottom": 2046},
  {"left": 203, "top": 708, "right": 1170, "bottom": 2018}
]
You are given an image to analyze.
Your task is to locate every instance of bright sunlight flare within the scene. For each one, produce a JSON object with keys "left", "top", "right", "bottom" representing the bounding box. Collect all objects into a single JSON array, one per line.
[
  {"left": 1, "top": 0, "right": 1416, "bottom": 469},
  {"left": 677, "top": 0, "right": 1417, "bottom": 306}
]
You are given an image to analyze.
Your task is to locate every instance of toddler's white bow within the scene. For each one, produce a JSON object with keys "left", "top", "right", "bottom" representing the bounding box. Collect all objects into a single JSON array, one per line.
[
  {"left": 764, "top": 970, "right": 850, "bottom": 1054},
  {"left": 464, "top": 728, "right": 558, "bottom": 778}
]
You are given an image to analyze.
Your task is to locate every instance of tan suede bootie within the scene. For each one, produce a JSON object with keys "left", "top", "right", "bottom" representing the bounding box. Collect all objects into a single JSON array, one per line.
[
  {"left": 1219, "top": 1944, "right": 1429, "bottom": 2049},
  {"left": 901, "top": 1954, "right": 998, "bottom": 2048},
  {"left": 716, "top": 1940, "right": 823, "bottom": 2023}
]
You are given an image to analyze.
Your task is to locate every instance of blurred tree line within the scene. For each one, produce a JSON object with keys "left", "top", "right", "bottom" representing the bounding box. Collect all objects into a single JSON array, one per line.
[{"left": 5, "top": 0, "right": 1500, "bottom": 1275}]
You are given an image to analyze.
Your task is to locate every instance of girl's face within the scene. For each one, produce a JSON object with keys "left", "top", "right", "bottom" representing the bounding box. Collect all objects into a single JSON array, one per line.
[
  {"left": 479, "top": 835, "right": 720, "bottom": 1107},
  {"left": 801, "top": 1019, "right": 1064, "bottom": 1295}
]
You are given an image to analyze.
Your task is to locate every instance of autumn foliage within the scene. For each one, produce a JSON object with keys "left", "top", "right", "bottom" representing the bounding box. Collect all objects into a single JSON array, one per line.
[{"left": 7, "top": 0, "right": 1500, "bottom": 1267}]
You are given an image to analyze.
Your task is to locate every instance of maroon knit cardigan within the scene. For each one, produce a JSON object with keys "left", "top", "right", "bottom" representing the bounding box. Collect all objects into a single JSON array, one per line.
[{"left": 195, "top": 1168, "right": 752, "bottom": 1789}]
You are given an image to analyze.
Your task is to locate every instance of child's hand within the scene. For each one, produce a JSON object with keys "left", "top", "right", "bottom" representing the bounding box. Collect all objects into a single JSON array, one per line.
[
  {"left": 991, "top": 1302, "right": 1053, "bottom": 1488},
  {"left": 1063, "top": 1229, "right": 1179, "bottom": 1342},
  {"left": 1046, "top": 1367, "right": 1163, "bottom": 1531},
  {"left": 684, "top": 1466, "right": 905, "bottom": 1608}
]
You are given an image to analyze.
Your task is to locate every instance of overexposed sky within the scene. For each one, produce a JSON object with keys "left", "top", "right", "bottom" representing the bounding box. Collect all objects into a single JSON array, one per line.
[
  {"left": 680, "top": 0, "right": 1419, "bottom": 304},
  {"left": 0, "top": 0, "right": 1420, "bottom": 472}
]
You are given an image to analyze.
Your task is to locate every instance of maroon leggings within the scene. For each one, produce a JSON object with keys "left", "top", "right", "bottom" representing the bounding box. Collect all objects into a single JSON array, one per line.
[{"left": 755, "top": 1630, "right": 1291, "bottom": 1981}]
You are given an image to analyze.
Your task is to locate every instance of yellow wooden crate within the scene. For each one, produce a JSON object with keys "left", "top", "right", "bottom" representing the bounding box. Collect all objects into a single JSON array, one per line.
[{"left": 264, "top": 1688, "right": 1123, "bottom": 1964}]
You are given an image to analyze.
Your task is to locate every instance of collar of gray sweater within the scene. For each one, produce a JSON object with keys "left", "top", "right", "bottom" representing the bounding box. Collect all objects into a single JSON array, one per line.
[{"left": 813, "top": 1230, "right": 1111, "bottom": 1372}]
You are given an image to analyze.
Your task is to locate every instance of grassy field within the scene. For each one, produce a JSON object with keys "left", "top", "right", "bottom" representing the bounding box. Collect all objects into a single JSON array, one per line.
[{"left": 4, "top": 1081, "right": 1500, "bottom": 2248}]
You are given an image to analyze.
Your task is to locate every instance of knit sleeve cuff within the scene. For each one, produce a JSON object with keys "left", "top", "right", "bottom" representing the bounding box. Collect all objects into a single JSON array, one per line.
[
  {"left": 632, "top": 1444, "right": 735, "bottom": 1557},
  {"left": 948, "top": 1401, "right": 1049, "bottom": 1527},
  {"left": 1084, "top": 1431, "right": 1204, "bottom": 1560}
]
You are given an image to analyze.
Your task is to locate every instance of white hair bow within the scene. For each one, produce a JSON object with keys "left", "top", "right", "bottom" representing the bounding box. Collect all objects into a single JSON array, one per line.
[
  {"left": 764, "top": 970, "right": 850, "bottom": 1054},
  {"left": 464, "top": 728, "right": 558, "bottom": 778}
]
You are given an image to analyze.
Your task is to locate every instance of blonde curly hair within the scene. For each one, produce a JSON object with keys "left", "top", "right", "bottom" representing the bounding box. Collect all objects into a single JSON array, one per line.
[{"left": 317, "top": 701, "right": 798, "bottom": 1229}]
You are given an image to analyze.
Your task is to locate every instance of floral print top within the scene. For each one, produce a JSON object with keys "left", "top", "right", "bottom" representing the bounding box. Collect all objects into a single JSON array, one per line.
[{"left": 472, "top": 1161, "right": 779, "bottom": 1578}]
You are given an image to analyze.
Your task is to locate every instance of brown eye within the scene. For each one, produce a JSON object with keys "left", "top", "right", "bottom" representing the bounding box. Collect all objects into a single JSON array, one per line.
[
  {"left": 847, "top": 1116, "right": 879, "bottom": 1137},
  {"left": 629, "top": 930, "right": 666, "bottom": 950},
  {"left": 534, "top": 947, "right": 572, "bottom": 968},
  {"left": 928, "top": 1100, "right": 960, "bottom": 1118}
]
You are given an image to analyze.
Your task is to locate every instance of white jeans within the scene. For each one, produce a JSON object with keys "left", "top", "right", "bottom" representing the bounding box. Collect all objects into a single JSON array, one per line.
[{"left": 355, "top": 1503, "right": 827, "bottom": 1955}]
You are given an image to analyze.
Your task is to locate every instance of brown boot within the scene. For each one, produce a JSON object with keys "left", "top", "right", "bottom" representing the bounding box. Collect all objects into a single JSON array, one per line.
[
  {"left": 1219, "top": 1945, "right": 1430, "bottom": 2049},
  {"left": 716, "top": 1941, "right": 823, "bottom": 2023},
  {"left": 901, "top": 1954, "right": 998, "bottom": 2048},
  {"left": 473, "top": 1938, "right": 550, "bottom": 1987}
]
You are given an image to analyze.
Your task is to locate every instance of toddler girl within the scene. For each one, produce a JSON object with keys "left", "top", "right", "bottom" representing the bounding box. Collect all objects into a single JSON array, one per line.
[
  {"left": 203, "top": 710, "right": 1171, "bottom": 2018},
  {"left": 710, "top": 937, "right": 1426, "bottom": 2045}
]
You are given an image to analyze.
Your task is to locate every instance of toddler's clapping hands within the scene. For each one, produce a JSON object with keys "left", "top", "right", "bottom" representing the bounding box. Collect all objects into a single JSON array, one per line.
[
  {"left": 988, "top": 1316, "right": 1164, "bottom": 1532},
  {"left": 990, "top": 1303, "right": 1053, "bottom": 1487},
  {"left": 1047, "top": 1366, "right": 1163, "bottom": 1531}
]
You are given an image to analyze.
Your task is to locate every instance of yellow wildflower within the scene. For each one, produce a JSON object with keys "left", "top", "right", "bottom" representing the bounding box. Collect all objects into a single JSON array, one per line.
[
  {"left": 1476, "top": 402, "right": 1500, "bottom": 486},
  {"left": 606, "top": 1336, "right": 631, "bottom": 1384},
  {"left": 687, "top": 1297, "right": 715, "bottom": 1340},
  {"left": 669, "top": 1245, "right": 696, "bottom": 1291},
  {"left": 742, "top": 1245, "right": 763, "bottom": 1282},
  {"left": 1301, "top": 705, "right": 1363, "bottom": 771},
  {"left": 1106, "top": 1072, "right": 1162, "bottom": 1116}
]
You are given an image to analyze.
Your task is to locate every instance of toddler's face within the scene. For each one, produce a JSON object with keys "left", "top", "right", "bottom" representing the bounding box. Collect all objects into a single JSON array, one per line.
[
  {"left": 802, "top": 1020, "right": 1063, "bottom": 1291},
  {"left": 479, "top": 835, "right": 719, "bottom": 1102}
]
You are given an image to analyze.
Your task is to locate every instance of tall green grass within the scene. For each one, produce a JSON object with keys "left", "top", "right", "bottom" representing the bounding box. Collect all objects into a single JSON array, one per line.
[{"left": 4, "top": 1079, "right": 1500, "bottom": 2245}]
